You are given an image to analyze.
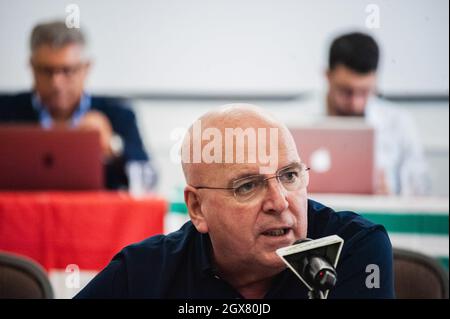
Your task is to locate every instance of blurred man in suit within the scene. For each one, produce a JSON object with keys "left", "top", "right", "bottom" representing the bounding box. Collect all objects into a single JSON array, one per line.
[{"left": 0, "top": 21, "right": 157, "bottom": 190}]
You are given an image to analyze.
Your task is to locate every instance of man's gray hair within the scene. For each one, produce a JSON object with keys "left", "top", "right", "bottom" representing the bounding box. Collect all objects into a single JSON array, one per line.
[{"left": 30, "top": 20, "right": 86, "bottom": 52}]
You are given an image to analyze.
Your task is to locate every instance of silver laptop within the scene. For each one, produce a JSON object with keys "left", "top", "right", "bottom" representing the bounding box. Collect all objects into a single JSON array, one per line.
[{"left": 289, "top": 118, "right": 375, "bottom": 194}]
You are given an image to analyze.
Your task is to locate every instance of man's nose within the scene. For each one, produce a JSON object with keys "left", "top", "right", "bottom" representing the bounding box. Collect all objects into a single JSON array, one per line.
[
  {"left": 349, "top": 94, "right": 366, "bottom": 111},
  {"left": 49, "top": 71, "right": 66, "bottom": 87},
  {"left": 352, "top": 91, "right": 369, "bottom": 105},
  {"left": 261, "top": 178, "right": 289, "bottom": 214}
]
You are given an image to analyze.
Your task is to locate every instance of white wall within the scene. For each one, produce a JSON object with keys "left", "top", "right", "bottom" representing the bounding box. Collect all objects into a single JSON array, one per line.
[{"left": 0, "top": 0, "right": 448, "bottom": 95}]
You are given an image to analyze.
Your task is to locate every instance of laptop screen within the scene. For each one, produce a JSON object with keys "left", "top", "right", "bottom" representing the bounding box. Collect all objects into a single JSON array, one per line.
[
  {"left": 0, "top": 125, "right": 103, "bottom": 190},
  {"left": 289, "top": 118, "right": 375, "bottom": 194}
]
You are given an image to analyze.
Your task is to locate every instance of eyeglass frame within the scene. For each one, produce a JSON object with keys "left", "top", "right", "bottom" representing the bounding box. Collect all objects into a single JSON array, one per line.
[
  {"left": 189, "top": 162, "right": 310, "bottom": 202},
  {"left": 31, "top": 62, "right": 88, "bottom": 79}
]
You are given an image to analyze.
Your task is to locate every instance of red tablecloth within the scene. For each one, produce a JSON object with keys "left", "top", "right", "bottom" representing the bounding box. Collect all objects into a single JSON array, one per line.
[{"left": 0, "top": 192, "right": 167, "bottom": 271}]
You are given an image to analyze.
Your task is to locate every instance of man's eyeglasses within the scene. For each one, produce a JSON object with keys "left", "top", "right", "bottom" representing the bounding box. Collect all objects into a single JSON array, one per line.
[
  {"left": 191, "top": 163, "right": 310, "bottom": 203},
  {"left": 32, "top": 63, "right": 85, "bottom": 78},
  {"left": 336, "top": 85, "right": 373, "bottom": 99}
]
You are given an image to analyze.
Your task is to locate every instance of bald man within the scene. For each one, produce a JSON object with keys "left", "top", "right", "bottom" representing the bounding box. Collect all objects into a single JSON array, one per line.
[{"left": 76, "top": 104, "right": 394, "bottom": 299}]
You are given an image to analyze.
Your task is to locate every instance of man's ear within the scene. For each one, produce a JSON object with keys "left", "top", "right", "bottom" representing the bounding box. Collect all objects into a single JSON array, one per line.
[{"left": 184, "top": 185, "right": 208, "bottom": 233}]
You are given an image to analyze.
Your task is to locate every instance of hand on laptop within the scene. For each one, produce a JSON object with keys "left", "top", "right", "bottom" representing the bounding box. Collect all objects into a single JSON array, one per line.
[{"left": 77, "top": 111, "right": 116, "bottom": 160}]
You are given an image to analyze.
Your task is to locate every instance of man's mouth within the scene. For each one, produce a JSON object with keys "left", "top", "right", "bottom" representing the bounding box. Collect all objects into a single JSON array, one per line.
[{"left": 261, "top": 228, "right": 291, "bottom": 237}]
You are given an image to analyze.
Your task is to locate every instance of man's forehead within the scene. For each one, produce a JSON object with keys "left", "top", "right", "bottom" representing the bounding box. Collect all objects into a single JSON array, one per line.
[
  {"left": 199, "top": 150, "right": 301, "bottom": 180},
  {"left": 332, "top": 65, "right": 376, "bottom": 84},
  {"left": 32, "top": 43, "right": 84, "bottom": 63},
  {"left": 182, "top": 103, "right": 301, "bottom": 184}
]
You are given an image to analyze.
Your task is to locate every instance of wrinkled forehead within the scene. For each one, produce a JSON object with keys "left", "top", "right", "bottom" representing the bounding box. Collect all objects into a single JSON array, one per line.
[{"left": 183, "top": 120, "right": 300, "bottom": 185}]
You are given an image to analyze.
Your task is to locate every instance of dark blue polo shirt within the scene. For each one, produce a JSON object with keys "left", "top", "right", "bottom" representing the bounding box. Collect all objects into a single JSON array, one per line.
[{"left": 75, "top": 199, "right": 395, "bottom": 299}]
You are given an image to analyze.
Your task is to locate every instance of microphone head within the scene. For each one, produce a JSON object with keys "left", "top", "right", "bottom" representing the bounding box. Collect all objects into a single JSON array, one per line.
[
  {"left": 307, "top": 256, "right": 337, "bottom": 290},
  {"left": 294, "top": 238, "right": 338, "bottom": 291},
  {"left": 277, "top": 235, "right": 344, "bottom": 295}
]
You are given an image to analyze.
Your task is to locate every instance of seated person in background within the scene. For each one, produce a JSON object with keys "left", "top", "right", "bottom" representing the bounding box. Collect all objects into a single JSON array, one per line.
[
  {"left": 0, "top": 21, "right": 157, "bottom": 190},
  {"left": 324, "top": 32, "right": 430, "bottom": 196},
  {"left": 75, "top": 104, "right": 394, "bottom": 299}
]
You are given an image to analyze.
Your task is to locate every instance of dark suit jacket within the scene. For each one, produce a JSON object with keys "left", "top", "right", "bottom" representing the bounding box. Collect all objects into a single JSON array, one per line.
[{"left": 0, "top": 92, "right": 153, "bottom": 189}]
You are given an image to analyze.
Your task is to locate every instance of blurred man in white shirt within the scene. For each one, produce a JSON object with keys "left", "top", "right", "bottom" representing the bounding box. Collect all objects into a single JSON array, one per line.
[{"left": 321, "top": 32, "right": 429, "bottom": 196}]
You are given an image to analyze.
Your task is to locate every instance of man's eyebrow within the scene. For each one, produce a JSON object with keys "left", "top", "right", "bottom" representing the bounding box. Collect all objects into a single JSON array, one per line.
[
  {"left": 229, "top": 170, "right": 261, "bottom": 183},
  {"left": 278, "top": 161, "right": 302, "bottom": 171}
]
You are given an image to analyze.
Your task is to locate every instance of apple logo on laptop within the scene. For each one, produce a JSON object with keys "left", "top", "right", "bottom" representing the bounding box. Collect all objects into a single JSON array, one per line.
[
  {"left": 309, "top": 148, "right": 331, "bottom": 173},
  {"left": 42, "top": 152, "right": 55, "bottom": 169}
]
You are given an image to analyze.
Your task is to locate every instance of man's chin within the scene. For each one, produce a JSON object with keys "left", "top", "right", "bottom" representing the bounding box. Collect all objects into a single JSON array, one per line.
[
  {"left": 265, "top": 255, "right": 287, "bottom": 272},
  {"left": 259, "top": 251, "right": 287, "bottom": 271},
  {"left": 46, "top": 100, "right": 73, "bottom": 115}
]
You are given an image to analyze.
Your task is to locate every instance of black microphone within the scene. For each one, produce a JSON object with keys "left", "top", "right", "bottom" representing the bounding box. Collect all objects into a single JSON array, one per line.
[
  {"left": 277, "top": 235, "right": 344, "bottom": 299},
  {"left": 294, "top": 239, "right": 338, "bottom": 292}
]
